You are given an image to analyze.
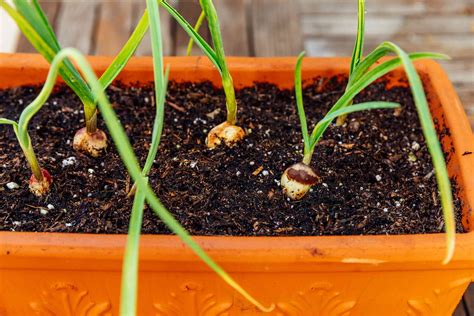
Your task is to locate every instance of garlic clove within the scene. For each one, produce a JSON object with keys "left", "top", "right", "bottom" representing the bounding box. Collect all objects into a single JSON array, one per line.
[
  {"left": 73, "top": 127, "right": 108, "bottom": 157},
  {"left": 281, "top": 162, "right": 320, "bottom": 200},
  {"left": 206, "top": 121, "right": 245, "bottom": 149},
  {"left": 29, "top": 168, "right": 53, "bottom": 197}
]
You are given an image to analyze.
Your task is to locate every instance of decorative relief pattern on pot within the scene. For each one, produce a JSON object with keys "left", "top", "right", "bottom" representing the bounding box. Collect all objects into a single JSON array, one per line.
[
  {"left": 276, "top": 282, "right": 356, "bottom": 316},
  {"left": 29, "top": 282, "right": 112, "bottom": 316},
  {"left": 407, "top": 277, "right": 471, "bottom": 316},
  {"left": 154, "top": 282, "right": 233, "bottom": 316}
]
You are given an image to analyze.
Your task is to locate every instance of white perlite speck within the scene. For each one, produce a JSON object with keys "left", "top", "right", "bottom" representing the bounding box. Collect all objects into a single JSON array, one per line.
[
  {"left": 61, "top": 156, "right": 76, "bottom": 167},
  {"left": 88, "top": 168, "right": 94, "bottom": 174},
  {"left": 375, "top": 175, "right": 382, "bottom": 181},
  {"left": 262, "top": 170, "right": 269, "bottom": 176},
  {"left": 6, "top": 182, "right": 19, "bottom": 190},
  {"left": 383, "top": 208, "right": 388, "bottom": 213},
  {"left": 40, "top": 208, "right": 49, "bottom": 215},
  {"left": 411, "top": 141, "right": 421, "bottom": 151},
  {"left": 47, "top": 204, "right": 55, "bottom": 210}
]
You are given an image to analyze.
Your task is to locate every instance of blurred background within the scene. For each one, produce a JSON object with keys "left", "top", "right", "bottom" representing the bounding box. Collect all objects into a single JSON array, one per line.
[
  {"left": 1, "top": 0, "right": 472, "bottom": 130},
  {"left": 0, "top": 0, "right": 473, "bottom": 313}
]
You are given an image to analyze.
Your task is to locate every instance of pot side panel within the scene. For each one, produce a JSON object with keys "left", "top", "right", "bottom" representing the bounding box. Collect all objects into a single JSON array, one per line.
[{"left": 0, "top": 269, "right": 471, "bottom": 315}]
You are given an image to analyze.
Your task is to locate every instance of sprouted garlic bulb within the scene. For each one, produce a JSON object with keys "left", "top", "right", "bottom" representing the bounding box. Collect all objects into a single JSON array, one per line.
[
  {"left": 29, "top": 168, "right": 53, "bottom": 197},
  {"left": 206, "top": 121, "right": 245, "bottom": 149},
  {"left": 281, "top": 162, "right": 320, "bottom": 200},
  {"left": 73, "top": 127, "right": 108, "bottom": 157}
]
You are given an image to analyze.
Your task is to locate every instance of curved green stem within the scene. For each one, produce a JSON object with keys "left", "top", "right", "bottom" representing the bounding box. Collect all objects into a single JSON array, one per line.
[{"left": 380, "top": 42, "right": 455, "bottom": 264}]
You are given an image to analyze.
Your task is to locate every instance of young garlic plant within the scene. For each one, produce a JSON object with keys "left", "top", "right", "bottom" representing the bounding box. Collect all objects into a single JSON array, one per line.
[
  {"left": 297, "top": 0, "right": 456, "bottom": 264},
  {"left": 160, "top": 0, "right": 245, "bottom": 149},
  {"left": 0, "top": 118, "right": 51, "bottom": 196},
  {"left": 281, "top": 52, "right": 400, "bottom": 200},
  {"left": 1, "top": 0, "right": 149, "bottom": 157},
  {"left": 0, "top": 65, "right": 71, "bottom": 196}
]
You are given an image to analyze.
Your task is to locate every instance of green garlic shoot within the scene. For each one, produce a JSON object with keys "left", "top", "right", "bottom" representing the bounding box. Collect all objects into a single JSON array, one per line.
[
  {"left": 160, "top": 0, "right": 245, "bottom": 149},
  {"left": 281, "top": 52, "right": 400, "bottom": 200},
  {"left": 0, "top": 119, "right": 52, "bottom": 196},
  {"left": 0, "top": 81, "right": 66, "bottom": 196},
  {"left": 304, "top": 0, "right": 455, "bottom": 264}
]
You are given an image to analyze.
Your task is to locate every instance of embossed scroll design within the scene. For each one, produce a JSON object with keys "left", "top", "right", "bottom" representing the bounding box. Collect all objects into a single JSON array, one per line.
[
  {"left": 276, "top": 282, "right": 356, "bottom": 316},
  {"left": 29, "top": 282, "right": 112, "bottom": 316},
  {"left": 407, "top": 278, "right": 471, "bottom": 316},
  {"left": 154, "top": 282, "right": 233, "bottom": 316}
]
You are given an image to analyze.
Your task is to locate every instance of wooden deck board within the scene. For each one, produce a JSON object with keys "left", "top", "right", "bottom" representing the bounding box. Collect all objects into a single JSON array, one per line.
[
  {"left": 250, "top": 0, "right": 304, "bottom": 56},
  {"left": 214, "top": 0, "right": 249, "bottom": 56},
  {"left": 55, "top": 1, "right": 99, "bottom": 54},
  {"left": 94, "top": 1, "right": 134, "bottom": 56},
  {"left": 299, "top": 0, "right": 474, "bottom": 15}
]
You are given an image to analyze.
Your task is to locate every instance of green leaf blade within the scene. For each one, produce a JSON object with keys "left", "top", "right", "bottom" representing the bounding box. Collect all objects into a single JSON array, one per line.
[
  {"left": 315, "top": 101, "right": 399, "bottom": 129},
  {"left": 186, "top": 10, "right": 206, "bottom": 56},
  {"left": 382, "top": 42, "right": 455, "bottom": 264},
  {"left": 294, "top": 51, "right": 310, "bottom": 154},
  {"left": 349, "top": 0, "right": 365, "bottom": 75}
]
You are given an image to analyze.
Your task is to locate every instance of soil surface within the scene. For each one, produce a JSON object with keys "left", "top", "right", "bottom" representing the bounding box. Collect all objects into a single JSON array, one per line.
[{"left": 0, "top": 77, "right": 464, "bottom": 235}]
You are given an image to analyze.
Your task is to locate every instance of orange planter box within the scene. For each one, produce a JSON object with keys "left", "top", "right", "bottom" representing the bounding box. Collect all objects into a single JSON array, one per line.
[{"left": 0, "top": 54, "right": 473, "bottom": 315}]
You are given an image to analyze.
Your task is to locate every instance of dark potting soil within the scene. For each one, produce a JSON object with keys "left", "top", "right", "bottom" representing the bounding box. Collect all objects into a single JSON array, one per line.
[{"left": 0, "top": 77, "right": 465, "bottom": 235}]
